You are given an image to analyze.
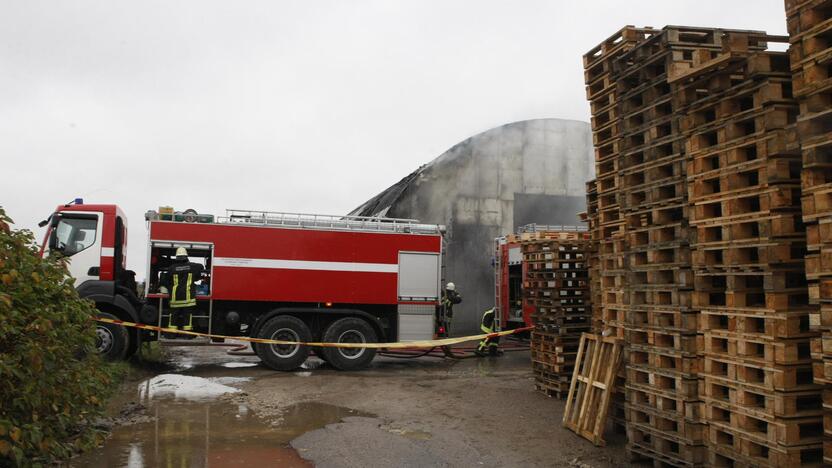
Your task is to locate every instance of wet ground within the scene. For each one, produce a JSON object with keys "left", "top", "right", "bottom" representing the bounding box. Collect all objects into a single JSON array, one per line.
[{"left": 73, "top": 342, "right": 632, "bottom": 467}]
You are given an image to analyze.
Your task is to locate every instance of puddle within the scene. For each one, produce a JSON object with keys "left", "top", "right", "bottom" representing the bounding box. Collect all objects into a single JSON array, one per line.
[
  {"left": 137, "top": 374, "right": 247, "bottom": 401},
  {"left": 71, "top": 400, "right": 310, "bottom": 467},
  {"left": 72, "top": 375, "right": 368, "bottom": 467},
  {"left": 268, "top": 402, "right": 372, "bottom": 439},
  {"left": 221, "top": 362, "right": 259, "bottom": 369}
]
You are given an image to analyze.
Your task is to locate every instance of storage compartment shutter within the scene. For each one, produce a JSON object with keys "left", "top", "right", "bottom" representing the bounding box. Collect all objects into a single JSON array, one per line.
[{"left": 397, "top": 252, "right": 440, "bottom": 301}]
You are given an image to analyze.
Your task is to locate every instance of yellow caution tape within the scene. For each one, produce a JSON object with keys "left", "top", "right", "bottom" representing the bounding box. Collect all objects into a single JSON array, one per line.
[{"left": 95, "top": 316, "right": 532, "bottom": 349}]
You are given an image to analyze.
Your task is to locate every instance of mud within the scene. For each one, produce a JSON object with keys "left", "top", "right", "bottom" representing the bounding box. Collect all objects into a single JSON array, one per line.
[
  {"left": 236, "top": 346, "right": 632, "bottom": 467},
  {"left": 79, "top": 342, "right": 631, "bottom": 467}
]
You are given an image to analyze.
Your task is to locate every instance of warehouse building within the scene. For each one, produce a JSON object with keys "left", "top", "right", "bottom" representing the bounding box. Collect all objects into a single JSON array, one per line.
[{"left": 350, "top": 118, "right": 594, "bottom": 334}]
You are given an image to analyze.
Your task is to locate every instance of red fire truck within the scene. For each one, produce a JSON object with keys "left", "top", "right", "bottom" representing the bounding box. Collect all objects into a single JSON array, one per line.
[
  {"left": 39, "top": 200, "right": 445, "bottom": 371},
  {"left": 493, "top": 236, "right": 534, "bottom": 331}
]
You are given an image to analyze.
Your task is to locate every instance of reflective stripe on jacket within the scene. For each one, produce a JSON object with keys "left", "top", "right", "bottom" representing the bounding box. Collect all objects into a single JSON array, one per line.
[
  {"left": 166, "top": 260, "right": 203, "bottom": 308},
  {"left": 480, "top": 308, "right": 495, "bottom": 333}
]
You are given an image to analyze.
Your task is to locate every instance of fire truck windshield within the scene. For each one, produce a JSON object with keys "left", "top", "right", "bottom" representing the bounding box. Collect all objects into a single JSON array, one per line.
[{"left": 51, "top": 215, "right": 97, "bottom": 256}]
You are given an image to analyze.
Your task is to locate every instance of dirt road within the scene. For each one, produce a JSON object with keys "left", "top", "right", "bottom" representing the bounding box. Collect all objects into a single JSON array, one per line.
[{"left": 76, "top": 344, "right": 631, "bottom": 467}]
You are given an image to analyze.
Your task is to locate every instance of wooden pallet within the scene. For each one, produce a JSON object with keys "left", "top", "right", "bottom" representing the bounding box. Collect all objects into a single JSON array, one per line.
[
  {"left": 628, "top": 384, "right": 703, "bottom": 421},
  {"left": 703, "top": 402, "right": 823, "bottom": 447},
  {"left": 701, "top": 377, "right": 822, "bottom": 419},
  {"left": 627, "top": 404, "right": 707, "bottom": 445},
  {"left": 702, "top": 334, "right": 814, "bottom": 365},
  {"left": 627, "top": 424, "right": 707, "bottom": 467},
  {"left": 627, "top": 365, "right": 700, "bottom": 399},
  {"left": 562, "top": 333, "right": 623, "bottom": 446},
  {"left": 707, "top": 424, "right": 824, "bottom": 467}
]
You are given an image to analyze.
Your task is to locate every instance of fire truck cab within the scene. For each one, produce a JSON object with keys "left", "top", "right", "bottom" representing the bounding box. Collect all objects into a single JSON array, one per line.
[{"left": 41, "top": 201, "right": 445, "bottom": 371}]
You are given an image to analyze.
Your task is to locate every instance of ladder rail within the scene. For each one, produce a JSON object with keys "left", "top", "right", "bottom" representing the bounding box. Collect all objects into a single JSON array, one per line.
[
  {"left": 517, "top": 223, "right": 588, "bottom": 233},
  {"left": 493, "top": 237, "right": 504, "bottom": 331},
  {"left": 217, "top": 209, "right": 444, "bottom": 235}
]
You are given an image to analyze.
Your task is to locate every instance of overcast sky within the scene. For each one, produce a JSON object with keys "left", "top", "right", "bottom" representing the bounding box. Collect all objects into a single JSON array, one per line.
[{"left": 1, "top": 1, "right": 787, "bottom": 278}]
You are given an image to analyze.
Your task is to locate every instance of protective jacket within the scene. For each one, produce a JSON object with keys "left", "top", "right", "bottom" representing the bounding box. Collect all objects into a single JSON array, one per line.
[
  {"left": 480, "top": 308, "right": 495, "bottom": 333},
  {"left": 164, "top": 258, "right": 204, "bottom": 308},
  {"left": 442, "top": 290, "right": 462, "bottom": 317},
  {"left": 477, "top": 308, "right": 500, "bottom": 355}
]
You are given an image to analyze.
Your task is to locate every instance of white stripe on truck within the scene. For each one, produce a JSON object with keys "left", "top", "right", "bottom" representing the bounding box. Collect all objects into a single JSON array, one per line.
[{"left": 213, "top": 257, "right": 398, "bottom": 273}]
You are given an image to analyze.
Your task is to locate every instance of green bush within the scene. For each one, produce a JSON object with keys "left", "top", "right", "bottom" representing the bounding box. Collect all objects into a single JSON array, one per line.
[{"left": 0, "top": 207, "right": 120, "bottom": 465}]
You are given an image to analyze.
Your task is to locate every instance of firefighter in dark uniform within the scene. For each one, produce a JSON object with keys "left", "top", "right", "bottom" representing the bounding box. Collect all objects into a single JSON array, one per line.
[
  {"left": 476, "top": 308, "right": 501, "bottom": 356},
  {"left": 439, "top": 282, "right": 461, "bottom": 337},
  {"left": 163, "top": 247, "right": 204, "bottom": 331}
]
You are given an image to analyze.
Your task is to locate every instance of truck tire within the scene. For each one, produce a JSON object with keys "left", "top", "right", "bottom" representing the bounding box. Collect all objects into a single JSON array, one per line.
[
  {"left": 95, "top": 312, "right": 129, "bottom": 360},
  {"left": 321, "top": 317, "right": 377, "bottom": 371},
  {"left": 254, "top": 315, "right": 311, "bottom": 371}
]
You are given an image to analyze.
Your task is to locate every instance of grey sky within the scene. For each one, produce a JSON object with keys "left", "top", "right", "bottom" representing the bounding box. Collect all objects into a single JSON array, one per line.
[{"left": 1, "top": 1, "right": 787, "bottom": 279}]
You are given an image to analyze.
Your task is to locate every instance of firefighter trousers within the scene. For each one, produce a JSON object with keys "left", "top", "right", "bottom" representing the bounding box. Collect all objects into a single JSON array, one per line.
[
  {"left": 477, "top": 324, "right": 500, "bottom": 355},
  {"left": 169, "top": 305, "right": 196, "bottom": 330}
]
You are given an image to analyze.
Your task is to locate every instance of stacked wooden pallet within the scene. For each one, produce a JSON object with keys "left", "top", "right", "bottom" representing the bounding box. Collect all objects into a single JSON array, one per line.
[
  {"left": 584, "top": 180, "right": 603, "bottom": 333},
  {"left": 583, "top": 25, "right": 658, "bottom": 432},
  {"left": 673, "top": 31, "right": 824, "bottom": 467},
  {"left": 527, "top": 235, "right": 591, "bottom": 399},
  {"left": 787, "top": 0, "right": 832, "bottom": 464},
  {"left": 611, "top": 26, "right": 752, "bottom": 468},
  {"left": 584, "top": 25, "right": 660, "bottom": 342},
  {"left": 579, "top": 20, "right": 832, "bottom": 466}
]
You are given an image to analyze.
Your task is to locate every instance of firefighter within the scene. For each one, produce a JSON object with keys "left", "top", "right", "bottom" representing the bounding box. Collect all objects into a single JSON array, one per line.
[
  {"left": 162, "top": 247, "right": 204, "bottom": 332},
  {"left": 440, "top": 282, "right": 461, "bottom": 336},
  {"left": 475, "top": 308, "right": 501, "bottom": 357}
]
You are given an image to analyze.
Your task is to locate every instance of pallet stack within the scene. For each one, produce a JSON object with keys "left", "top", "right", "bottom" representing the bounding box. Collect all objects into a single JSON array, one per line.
[
  {"left": 584, "top": 25, "right": 657, "bottom": 340},
  {"left": 787, "top": 0, "right": 832, "bottom": 464},
  {"left": 527, "top": 232, "right": 591, "bottom": 399},
  {"left": 673, "top": 32, "right": 824, "bottom": 467},
  {"left": 584, "top": 179, "right": 603, "bottom": 333},
  {"left": 583, "top": 25, "right": 658, "bottom": 431},
  {"left": 612, "top": 27, "right": 734, "bottom": 467},
  {"left": 578, "top": 20, "right": 832, "bottom": 466}
]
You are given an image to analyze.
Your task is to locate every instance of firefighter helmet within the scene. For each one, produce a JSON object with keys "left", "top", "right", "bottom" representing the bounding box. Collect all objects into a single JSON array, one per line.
[
  {"left": 446, "top": 282, "right": 455, "bottom": 291},
  {"left": 176, "top": 247, "right": 188, "bottom": 258}
]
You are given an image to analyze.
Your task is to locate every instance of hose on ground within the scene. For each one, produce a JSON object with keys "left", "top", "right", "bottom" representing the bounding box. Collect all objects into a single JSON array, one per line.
[
  {"left": 222, "top": 340, "right": 529, "bottom": 359},
  {"left": 378, "top": 347, "right": 438, "bottom": 359}
]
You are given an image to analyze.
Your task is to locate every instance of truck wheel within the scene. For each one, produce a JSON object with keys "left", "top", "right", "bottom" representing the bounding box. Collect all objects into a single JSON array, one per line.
[
  {"left": 255, "top": 315, "right": 311, "bottom": 371},
  {"left": 95, "top": 312, "right": 129, "bottom": 360},
  {"left": 321, "top": 317, "right": 377, "bottom": 371}
]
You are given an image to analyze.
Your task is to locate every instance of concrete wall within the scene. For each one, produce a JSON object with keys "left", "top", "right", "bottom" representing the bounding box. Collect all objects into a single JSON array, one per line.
[{"left": 351, "top": 119, "right": 594, "bottom": 334}]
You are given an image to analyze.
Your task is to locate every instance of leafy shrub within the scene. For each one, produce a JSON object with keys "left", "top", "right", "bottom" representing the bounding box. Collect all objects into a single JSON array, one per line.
[{"left": 0, "top": 207, "right": 120, "bottom": 465}]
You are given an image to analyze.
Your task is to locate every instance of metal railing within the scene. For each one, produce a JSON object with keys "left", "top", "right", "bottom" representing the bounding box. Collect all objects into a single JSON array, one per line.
[
  {"left": 217, "top": 209, "right": 445, "bottom": 235},
  {"left": 517, "top": 223, "right": 588, "bottom": 233}
]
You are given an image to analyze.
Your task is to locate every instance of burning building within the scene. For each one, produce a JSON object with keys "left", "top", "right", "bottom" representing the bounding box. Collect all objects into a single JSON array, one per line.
[{"left": 351, "top": 118, "right": 593, "bottom": 333}]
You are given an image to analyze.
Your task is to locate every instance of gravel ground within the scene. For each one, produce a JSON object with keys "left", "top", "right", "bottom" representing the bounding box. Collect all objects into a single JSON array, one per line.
[{"left": 233, "top": 350, "right": 633, "bottom": 467}]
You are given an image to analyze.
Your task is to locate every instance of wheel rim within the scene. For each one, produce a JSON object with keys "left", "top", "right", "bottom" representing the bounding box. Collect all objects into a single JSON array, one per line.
[
  {"left": 337, "top": 329, "right": 366, "bottom": 360},
  {"left": 96, "top": 326, "right": 114, "bottom": 354},
  {"left": 269, "top": 327, "right": 301, "bottom": 358}
]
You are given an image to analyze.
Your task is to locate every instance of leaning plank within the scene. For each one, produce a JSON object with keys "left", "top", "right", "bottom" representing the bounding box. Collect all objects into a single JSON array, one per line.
[{"left": 563, "top": 333, "right": 624, "bottom": 446}]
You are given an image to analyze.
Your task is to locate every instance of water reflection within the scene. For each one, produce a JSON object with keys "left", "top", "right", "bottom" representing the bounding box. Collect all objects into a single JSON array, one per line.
[{"left": 71, "top": 373, "right": 310, "bottom": 468}]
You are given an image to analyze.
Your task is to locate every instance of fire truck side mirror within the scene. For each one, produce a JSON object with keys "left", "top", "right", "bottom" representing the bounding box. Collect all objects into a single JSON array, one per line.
[{"left": 46, "top": 216, "right": 63, "bottom": 251}]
